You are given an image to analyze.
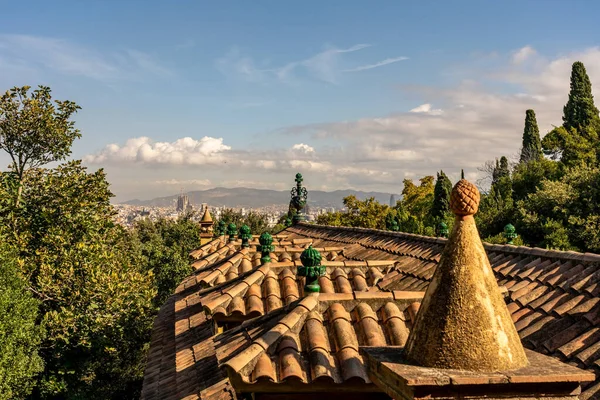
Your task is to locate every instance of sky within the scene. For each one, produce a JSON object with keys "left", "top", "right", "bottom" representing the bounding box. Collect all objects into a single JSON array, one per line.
[{"left": 1, "top": 1, "right": 600, "bottom": 202}]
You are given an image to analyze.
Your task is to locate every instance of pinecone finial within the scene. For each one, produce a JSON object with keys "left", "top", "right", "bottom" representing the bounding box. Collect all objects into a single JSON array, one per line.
[{"left": 450, "top": 179, "right": 480, "bottom": 216}]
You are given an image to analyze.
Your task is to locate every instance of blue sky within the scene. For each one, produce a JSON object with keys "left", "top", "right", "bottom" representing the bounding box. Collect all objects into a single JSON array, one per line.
[{"left": 1, "top": 1, "right": 600, "bottom": 201}]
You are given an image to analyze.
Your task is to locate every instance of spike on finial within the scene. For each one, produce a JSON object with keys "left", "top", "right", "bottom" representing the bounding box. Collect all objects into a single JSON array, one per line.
[
  {"left": 404, "top": 178, "right": 528, "bottom": 372},
  {"left": 461, "top": 169, "right": 465, "bottom": 179},
  {"left": 290, "top": 173, "right": 308, "bottom": 224}
]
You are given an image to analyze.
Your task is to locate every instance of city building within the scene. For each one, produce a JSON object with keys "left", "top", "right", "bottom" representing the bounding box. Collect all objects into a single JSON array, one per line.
[
  {"left": 177, "top": 192, "right": 190, "bottom": 213},
  {"left": 140, "top": 175, "right": 600, "bottom": 400}
]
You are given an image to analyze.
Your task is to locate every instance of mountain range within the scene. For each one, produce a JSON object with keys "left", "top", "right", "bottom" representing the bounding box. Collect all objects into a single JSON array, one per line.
[{"left": 122, "top": 187, "right": 400, "bottom": 209}]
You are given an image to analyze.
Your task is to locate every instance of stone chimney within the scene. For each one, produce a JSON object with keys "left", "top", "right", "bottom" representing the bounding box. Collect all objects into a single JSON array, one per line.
[{"left": 199, "top": 207, "right": 214, "bottom": 245}]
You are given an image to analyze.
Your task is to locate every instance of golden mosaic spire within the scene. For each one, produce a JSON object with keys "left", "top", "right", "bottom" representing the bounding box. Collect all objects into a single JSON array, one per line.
[{"left": 404, "top": 179, "right": 528, "bottom": 372}]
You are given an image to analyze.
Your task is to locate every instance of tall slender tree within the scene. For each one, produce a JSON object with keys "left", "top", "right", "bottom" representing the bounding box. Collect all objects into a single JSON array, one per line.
[
  {"left": 520, "top": 109, "right": 543, "bottom": 163},
  {"left": 543, "top": 61, "right": 600, "bottom": 166},
  {"left": 563, "top": 61, "right": 599, "bottom": 130},
  {"left": 432, "top": 170, "right": 452, "bottom": 220}
]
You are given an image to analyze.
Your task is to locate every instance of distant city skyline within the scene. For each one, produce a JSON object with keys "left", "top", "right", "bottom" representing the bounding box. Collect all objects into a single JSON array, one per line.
[{"left": 1, "top": 1, "right": 600, "bottom": 201}]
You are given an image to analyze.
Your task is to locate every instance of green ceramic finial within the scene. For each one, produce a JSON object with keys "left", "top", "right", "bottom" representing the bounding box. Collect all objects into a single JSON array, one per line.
[
  {"left": 238, "top": 225, "right": 252, "bottom": 248},
  {"left": 259, "top": 232, "right": 274, "bottom": 264},
  {"left": 504, "top": 223, "right": 517, "bottom": 244},
  {"left": 290, "top": 172, "right": 308, "bottom": 224},
  {"left": 298, "top": 245, "right": 326, "bottom": 293},
  {"left": 284, "top": 217, "right": 292, "bottom": 227},
  {"left": 227, "top": 223, "right": 238, "bottom": 242},
  {"left": 215, "top": 220, "right": 227, "bottom": 237},
  {"left": 437, "top": 222, "right": 449, "bottom": 238}
]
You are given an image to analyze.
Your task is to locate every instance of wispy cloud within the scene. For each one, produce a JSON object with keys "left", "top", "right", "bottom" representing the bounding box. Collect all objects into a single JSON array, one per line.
[
  {"left": 409, "top": 103, "right": 443, "bottom": 115},
  {"left": 511, "top": 45, "right": 536, "bottom": 64},
  {"left": 126, "top": 50, "right": 173, "bottom": 77},
  {"left": 216, "top": 43, "right": 375, "bottom": 84},
  {"left": 0, "top": 34, "right": 172, "bottom": 82},
  {"left": 343, "top": 56, "right": 408, "bottom": 72}
]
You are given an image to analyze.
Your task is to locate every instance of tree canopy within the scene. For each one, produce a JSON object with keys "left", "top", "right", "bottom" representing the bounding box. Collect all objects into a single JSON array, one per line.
[
  {"left": 0, "top": 84, "right": 202, "bottom": 399},
  {"left": 0, "top": 86, "right": 81, "bottom": 206}
]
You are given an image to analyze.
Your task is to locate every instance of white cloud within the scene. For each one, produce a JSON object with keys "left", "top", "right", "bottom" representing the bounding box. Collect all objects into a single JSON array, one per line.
[
  {"left": 0, "top": 34, "right": 172, "bottom": 81},
  {"left": 409, "top": 103, "right": 444, "bottom": 115},
  {"left": 343, "top": 56, "right": 408, "bottom": 72},
  {"left": 511, "top": 45, "right": 536, "bottom": 64},
  {"left": 84, "top": 136, "right": 231, "bottom": 165},
  {"left": 291, "top": 143, "right": 315, "bottom": 153}
]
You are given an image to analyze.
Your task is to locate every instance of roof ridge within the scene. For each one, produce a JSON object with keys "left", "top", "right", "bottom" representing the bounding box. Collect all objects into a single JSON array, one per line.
[{"left": 296, "top": 223, "right": 600, "bottom": 263}]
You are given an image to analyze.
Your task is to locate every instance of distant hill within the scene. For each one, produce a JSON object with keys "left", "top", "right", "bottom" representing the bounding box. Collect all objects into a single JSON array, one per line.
[{"left": 122, "top": 187, "right": 401, "bottom": 209}]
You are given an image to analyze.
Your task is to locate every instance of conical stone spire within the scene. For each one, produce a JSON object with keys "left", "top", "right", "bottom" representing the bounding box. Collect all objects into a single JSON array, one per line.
[{"left": 404, "top": 179, "right": 528, "bottom": 372}]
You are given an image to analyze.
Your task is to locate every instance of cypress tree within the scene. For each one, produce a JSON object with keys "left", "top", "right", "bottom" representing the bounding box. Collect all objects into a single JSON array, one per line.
[
  {"left": 499, "top": 156, "right": 509, "bottom": 176},
  {"left": 491, "top": 157, "right": 509, "bottom": 186},
  {"left": 432, "top": 170, "right": 452, "bottom": 220},
  {"left": 520, "top": 109, "right": 543, "bottom": 163},
  {"left": 563, "top": 61, "right": 600, "bottom": 130},
  {"left": 490, "top": 156, "right": 512, "bottom": 204}
]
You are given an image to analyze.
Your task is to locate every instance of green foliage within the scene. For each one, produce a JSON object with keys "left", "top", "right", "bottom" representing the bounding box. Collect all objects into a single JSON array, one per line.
[
  {"left": 129, "top": 216, "right": 198, "bottom": 307},
  {"left": 511, "top": 157, "right": 562, "bottom": 202},
  {"left": 0, "top": 86, "right": 81, "bottom": 207},
  {"left": 2, "top": 162, "right": 156, "bottom": 399},
  {"left": 542, "top": 125, "right": 598, "bottom": 166},
  {"left": 520, "top": 109, "right": 543, "bottom": 163},
  {"left": 0, "top": 240, "right": 44, "bottom": 400},
  {"left": 216, "top": 208, "right": 271, "bottom": 234},
  {"left": 401, "top": 176, "right": 435, "bottom": 223},
  {"left": 316, "top": 178, "right": 438, "bottom": 236},
  {"left": 482, "top": 233, "right": 525, "bottom": 246}
]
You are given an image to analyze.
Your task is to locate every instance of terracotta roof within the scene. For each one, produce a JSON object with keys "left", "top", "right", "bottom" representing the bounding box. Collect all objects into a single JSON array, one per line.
[
  {"left": 217, "top": 293, "right": 423, "bottom": 392},
  {"left": 142, "top": 223, "right": 600, "bottom": 400}
]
